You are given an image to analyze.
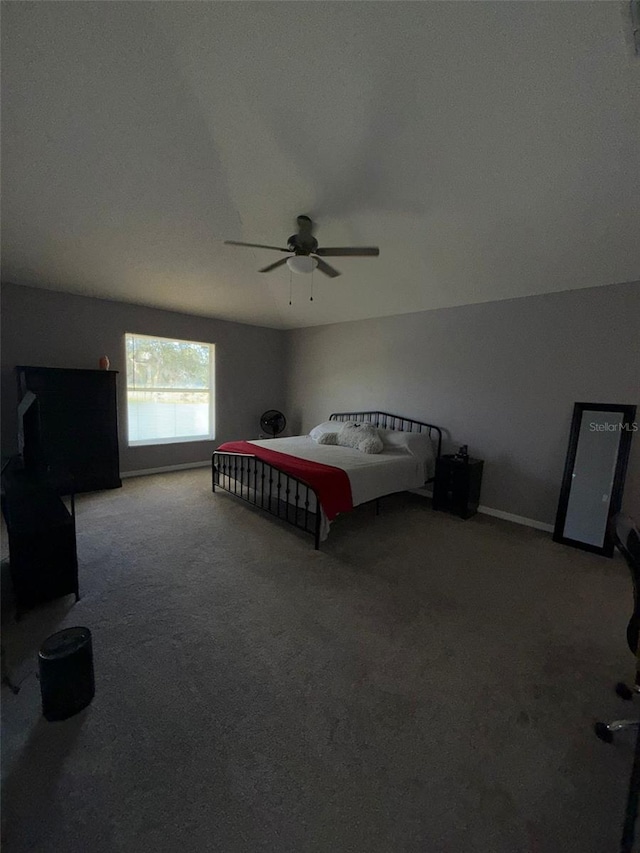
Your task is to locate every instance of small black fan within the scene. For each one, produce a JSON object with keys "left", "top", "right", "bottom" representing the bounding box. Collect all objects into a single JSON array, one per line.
[{"left": 260, "top": 409, "right": 286, "bottom": 438}]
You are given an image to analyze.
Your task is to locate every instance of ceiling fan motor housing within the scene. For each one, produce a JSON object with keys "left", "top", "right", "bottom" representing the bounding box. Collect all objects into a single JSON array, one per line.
[{"left": 288, "top": 233, "right": 318, "bottom": 255}]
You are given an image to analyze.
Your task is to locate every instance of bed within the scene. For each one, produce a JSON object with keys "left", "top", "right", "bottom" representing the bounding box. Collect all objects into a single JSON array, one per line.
[{"left": 212, "top": 411, "right": 443, "bottom": 549}]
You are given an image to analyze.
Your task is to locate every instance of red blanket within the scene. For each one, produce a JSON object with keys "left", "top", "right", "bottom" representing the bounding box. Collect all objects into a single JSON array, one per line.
[{"left": 215, "top": 441, "right": 353, "bottom": 520}]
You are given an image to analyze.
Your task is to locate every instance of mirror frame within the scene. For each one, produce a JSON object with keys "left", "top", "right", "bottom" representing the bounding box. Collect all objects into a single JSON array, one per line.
[{"left": 553, "top": 402, "right": 637, "bottom": 557}]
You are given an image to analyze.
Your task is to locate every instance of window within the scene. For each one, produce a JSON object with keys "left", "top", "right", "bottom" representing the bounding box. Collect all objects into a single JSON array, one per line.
[{"left": 125, "top": 333, "right": 215, "bottom": 446}]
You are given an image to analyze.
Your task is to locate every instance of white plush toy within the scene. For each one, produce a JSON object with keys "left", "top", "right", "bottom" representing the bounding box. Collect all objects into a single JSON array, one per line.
[{"left": 318, "top": 421, "right": 383, "bottom": 454}]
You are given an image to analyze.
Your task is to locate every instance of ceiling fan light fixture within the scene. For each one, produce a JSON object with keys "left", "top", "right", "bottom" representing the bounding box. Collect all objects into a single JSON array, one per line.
[{"left": 287, "top": 255, "right": 318, "bottom": 274}]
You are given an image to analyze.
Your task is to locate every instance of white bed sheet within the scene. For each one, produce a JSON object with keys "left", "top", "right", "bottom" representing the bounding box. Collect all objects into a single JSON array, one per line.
[{"left": 246, "top": 436, "right": 429, "bottom": 540}]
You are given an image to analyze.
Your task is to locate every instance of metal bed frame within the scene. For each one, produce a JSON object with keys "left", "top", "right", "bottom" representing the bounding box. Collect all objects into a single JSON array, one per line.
[{"left": 212, "top": 411, "right": 443, "bottom": 549}]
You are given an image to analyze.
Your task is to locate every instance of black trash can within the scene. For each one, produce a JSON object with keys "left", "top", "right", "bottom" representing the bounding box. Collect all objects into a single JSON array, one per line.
[{"left": 38, "top": 627, "right": 95, "bottom": 721}]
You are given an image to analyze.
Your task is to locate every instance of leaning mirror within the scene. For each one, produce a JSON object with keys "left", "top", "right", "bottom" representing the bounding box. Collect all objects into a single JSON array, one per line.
[{"left": 553, "top": 403, "right": 637, "bottom": 557}]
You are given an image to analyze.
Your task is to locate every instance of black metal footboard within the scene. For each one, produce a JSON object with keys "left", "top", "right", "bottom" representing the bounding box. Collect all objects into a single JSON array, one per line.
[{"left": 212, "top": 452, "right": 323, "bottom": 549}]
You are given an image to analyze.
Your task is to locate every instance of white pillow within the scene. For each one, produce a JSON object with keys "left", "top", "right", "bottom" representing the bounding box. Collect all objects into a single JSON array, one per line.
[
  {"left": 379, "top": 430, "right": 435, "bottom": 478},
  {"left": 309, "top": 420, "right": 355, "bottom": 441}
]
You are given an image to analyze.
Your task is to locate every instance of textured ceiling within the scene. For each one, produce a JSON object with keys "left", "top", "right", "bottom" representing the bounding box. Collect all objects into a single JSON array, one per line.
[{"left": 2, "top": 1, "right": 639, "bottom": 329}]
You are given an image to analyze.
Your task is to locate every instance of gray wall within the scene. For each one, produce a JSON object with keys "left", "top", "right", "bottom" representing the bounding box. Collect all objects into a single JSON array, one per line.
[
  {"left": 285, "top": 282, "right": 640, "bottom": 524},
  {"left": 1, "top": 283, "right": 287, "bottom": 473},
  {"left": 3, "top": 280, "right": 638, "bottom": 524}
]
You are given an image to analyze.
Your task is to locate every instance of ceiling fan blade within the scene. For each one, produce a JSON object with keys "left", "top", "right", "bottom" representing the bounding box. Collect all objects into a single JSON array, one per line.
[
  {"left": 314, "top": 258, "right": 341, "bottom": 278},
  {"left": 225, "top": 241, "right": 289, "bottom": 252},
  {"left": 315, "top": 247, "right": 379, "bottom": 257},
  {"left": 259, "top": 257, "right": 289, "bottom": 273}
]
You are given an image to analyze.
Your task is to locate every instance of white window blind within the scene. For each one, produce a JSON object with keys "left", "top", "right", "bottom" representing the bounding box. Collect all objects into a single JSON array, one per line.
[{"left": 125, "top": 333, "right": 215, "bottom": 446}]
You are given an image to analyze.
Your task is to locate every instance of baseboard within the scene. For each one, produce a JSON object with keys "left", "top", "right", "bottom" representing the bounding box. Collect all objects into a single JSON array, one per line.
[
  {"left": 476, "top": 505, "right": 554, "bottom": 533},
  {"left": 121, "top": 461, "right": 210, "bottom": 479},
  {"left": 409, "top": 488, "right": 554, "bottom": 533}
]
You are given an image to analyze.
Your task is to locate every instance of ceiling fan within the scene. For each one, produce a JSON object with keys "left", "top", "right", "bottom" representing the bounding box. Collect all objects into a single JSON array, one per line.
[{"left": 224, "top": 215, "right": 379, "bottom": 278}]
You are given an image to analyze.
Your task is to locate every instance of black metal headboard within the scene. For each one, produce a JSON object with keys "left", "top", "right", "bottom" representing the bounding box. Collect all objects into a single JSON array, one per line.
[{"left": 329, "top": 411, "right": 442, "bottom": 458}]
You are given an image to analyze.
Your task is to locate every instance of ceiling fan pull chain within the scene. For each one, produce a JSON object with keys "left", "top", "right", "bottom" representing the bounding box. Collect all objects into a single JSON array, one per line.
[
  {"left": 310, "top": 269, "right": 314, "bottom": 302},
  {"left": 289, "top": 268, "right": 293, "bottom": 306}
]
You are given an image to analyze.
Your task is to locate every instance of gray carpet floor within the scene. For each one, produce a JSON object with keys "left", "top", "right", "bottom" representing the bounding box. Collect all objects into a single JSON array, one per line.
[{"left": 1, "top": 469, "right": 636, "bottom": 853}]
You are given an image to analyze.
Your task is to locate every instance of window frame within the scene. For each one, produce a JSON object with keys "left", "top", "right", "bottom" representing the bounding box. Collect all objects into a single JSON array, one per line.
[{"left": 124, "top": 332, "right": 216, "bottom": 447}]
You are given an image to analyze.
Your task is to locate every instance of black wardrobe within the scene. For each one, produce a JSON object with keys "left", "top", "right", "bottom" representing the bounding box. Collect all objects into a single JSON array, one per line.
[{"left": 16, "top": 366, "right": 122, "bottom": 494}]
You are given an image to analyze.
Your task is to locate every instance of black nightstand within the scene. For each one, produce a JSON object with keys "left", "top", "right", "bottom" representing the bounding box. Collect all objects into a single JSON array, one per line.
[{"left": 432, "top": 454, "right": 484, "bottom": 519}]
